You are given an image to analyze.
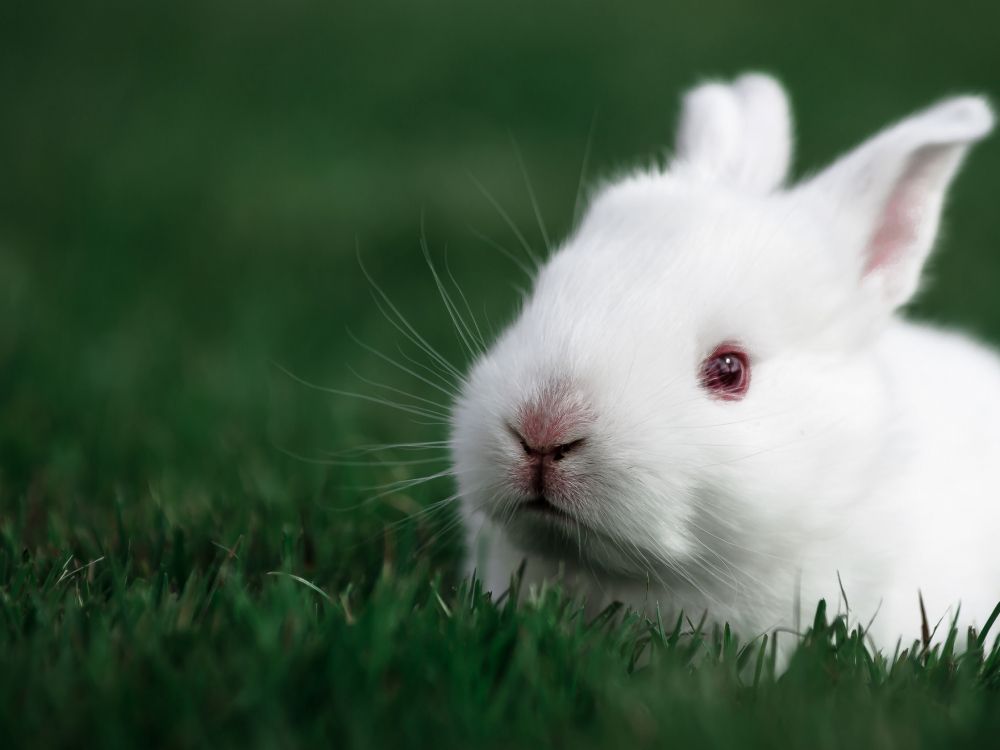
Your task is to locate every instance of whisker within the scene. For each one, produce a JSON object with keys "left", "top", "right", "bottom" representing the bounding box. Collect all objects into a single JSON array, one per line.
[
  {"left": 391, "top": 342, "right": 463, "bottom": 394},
  {"left": 410, "top": 481, "right": 514, "bottom": 559},
  {"left": 320, "top": 440, "right": 449, "bottom": 457},
  {"left": 275, "top": 444, "right": 449, "bottom": 468},
  {"left": 572, "top": 108, "right": 598, "bottom": 226},
  {"left": 685, "top": 515, "right": 794, "bottom": 564},
  {"left": 357, "top": 243, "right": 467, "bottom": 383},
  {"left": 411, "top": 504, "right": 479, "bottom": 558},
  {"left": 443, "top": 248, "right": 488, "bottom": 352},
  {"left": 375, "top": 479, "right": 510, "bottom": 551},
  {"left": 343, "top": 491, "right": 467, "bottom": 553},
  {"left": 346, "top": 327, "right": 457, "bottom": 400},
  {"left": 625, "top": 539, "right": 680, "bottom": 605},
  {"left": 467, "top": 225, "right": 536, "bottom": 280},
  {"left": 347, "top": 365, "right": 450, "bottom": 412},
  {"left": 651, "top": 548, "right": 727, "bottom": 611},
  {"left": 369, "top": 292, "right": 465, "bottom": 384},
  {"left": 328, "top": 469, "right": 461, "bottom": 513},
  {"left": 354, "top": 467, "right": 462, "bottom": 493},
  {"left": 509, "top": 133, "right": 551, "bottom": 254},
  {"left": 378, "top": 491, "right": 465, "bottom": 535},
  {"left": 420, "top": 225, "right": 483, "bottom": 360},
  {"left": 273, "top": 363, "right": 448, "bottom": 421},
  {"left": 467, "top": 172, "right": 542, "bottom": 269},
  {"left": 686, "top": 546, "right": 740, "bottom": 595}
]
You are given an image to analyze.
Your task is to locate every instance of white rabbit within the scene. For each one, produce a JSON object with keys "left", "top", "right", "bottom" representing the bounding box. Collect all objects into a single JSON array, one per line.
[{"left": 450, "top": 72, "right": 998, "bottom": 649}]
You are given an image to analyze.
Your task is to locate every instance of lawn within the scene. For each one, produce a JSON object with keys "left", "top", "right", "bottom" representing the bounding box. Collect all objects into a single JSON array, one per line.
[{"left": 2, "top": 1, "right": 1000, "bottom": 747}]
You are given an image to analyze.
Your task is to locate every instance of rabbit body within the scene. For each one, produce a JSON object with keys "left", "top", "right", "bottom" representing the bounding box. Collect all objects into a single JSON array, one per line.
[{"left": 450, "top": 74, "right": 999, "bottom": 647}]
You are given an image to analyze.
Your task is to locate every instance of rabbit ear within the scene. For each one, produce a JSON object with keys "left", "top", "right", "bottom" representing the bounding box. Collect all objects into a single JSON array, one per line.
[
  {"left": 802, "top": 96, "right": 994, "bottom": 310},
  {"left": 673, "top": 72, "right": 793, "bottom": 192}
]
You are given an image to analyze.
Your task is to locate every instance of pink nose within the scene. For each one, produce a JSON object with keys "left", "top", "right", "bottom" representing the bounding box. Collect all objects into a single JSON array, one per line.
[
  {"left": 516, "top": 433, "right": 586, "bottom": 496},
  {"left": 513, "top": 384, "right": 591, "bottom": 496}
]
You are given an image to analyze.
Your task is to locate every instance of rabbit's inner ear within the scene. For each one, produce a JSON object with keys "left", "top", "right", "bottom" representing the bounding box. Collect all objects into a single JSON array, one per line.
[
  {"left": 672, "top": 72, "right": 792, "bottom": 193},
  {"left": 799, "top": 97, "right": 993, "bottom": 311},
  {"left": 863, "top": 145, "right": 949, "bottom": 282}
]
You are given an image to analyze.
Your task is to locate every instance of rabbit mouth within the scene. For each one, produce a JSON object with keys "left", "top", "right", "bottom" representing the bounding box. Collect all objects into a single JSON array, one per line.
[
  {"left": 506, "top": 500, "right": 650, "bottom": 577},
  {"left": 520, "top": 496, "right": 575, "bottom": 522},
  {"left": 510, "top": 495, "right": 607, "bottom": 542},
  {"left": 506, "top": 495, "right": 590, "bottom": 539}
]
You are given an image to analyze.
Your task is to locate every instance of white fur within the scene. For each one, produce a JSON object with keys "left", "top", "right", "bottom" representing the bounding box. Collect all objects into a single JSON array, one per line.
[
  {"left": 674, "top": 73, "right": 793, "bottom": 192},
  {"left": 450, "top": 73, "right": 997, "bottom": 650}
]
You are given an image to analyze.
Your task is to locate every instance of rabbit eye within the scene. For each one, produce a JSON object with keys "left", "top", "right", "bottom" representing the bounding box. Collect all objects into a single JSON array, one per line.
[{"left": 700, "top": 345, "right": 750, "bottom": 400}]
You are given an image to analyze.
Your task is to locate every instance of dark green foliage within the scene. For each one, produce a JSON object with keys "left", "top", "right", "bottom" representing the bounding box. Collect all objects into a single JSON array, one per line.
[{"left": 1, "top": 0, "right": 999, "bottom": 747}]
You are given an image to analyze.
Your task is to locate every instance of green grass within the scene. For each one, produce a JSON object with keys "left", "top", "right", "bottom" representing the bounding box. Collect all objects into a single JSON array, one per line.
[
  {"left": 2, "top": 0, "right": 1000, "bottom": 746},
  {"left": 4, "top": 547, "right": 1000, "bottom": 748}
]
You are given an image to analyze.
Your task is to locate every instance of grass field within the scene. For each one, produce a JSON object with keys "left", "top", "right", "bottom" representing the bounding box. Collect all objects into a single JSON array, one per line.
[{"left": 2, "top": 1, "right": 1000, "bottom": 746}]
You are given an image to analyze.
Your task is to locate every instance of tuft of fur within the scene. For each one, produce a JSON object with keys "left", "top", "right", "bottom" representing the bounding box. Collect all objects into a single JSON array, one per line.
[{"left": 451, "top": 72, "right": 997, "bottom": 649}]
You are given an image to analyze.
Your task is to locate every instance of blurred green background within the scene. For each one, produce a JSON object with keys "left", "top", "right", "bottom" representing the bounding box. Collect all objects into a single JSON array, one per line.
[
  {"left": 2, "top": 1, "right": 1000, "bottom": 746},
  {"left": 1, "top": 0, "right": 999, "bottom": 573}
]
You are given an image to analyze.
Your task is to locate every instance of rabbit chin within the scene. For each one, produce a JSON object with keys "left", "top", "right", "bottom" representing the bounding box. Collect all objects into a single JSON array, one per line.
[
  {"left": 481, "top": 500, "right": 672, "bottom": 578},
  {"left": 463, "top": 506, "right": 675, "bottom": 605}
]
